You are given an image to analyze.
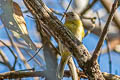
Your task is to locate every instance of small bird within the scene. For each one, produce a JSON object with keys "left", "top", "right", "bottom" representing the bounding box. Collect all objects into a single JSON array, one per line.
[{"left": 57, "top": 12, "right": 85, "bottom": 79}]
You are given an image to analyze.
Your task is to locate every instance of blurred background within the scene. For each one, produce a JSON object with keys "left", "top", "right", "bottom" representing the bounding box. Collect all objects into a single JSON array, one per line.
[{"left": 0, "top": 0, "right": 120, "bottom": 80}]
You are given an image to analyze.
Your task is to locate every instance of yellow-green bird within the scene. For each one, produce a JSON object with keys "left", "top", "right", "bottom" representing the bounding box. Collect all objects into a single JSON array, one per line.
[{"left": 57, "top": 12, "right": 85, "bottom": 79}]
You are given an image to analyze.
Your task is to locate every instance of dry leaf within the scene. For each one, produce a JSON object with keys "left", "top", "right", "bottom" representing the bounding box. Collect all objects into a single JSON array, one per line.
[{"left": 0, "top": 0, "right": 37, "bottom": 51}]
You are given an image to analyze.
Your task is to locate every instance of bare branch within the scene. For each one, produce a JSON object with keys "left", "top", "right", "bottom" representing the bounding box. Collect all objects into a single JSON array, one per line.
[
  {"left": 0, "top": 50, "right": 12, "bottom": 70},
  {"left": 0, "top": 40, "right": 42, "bottom": 48},
  {"left": 67, "top": 57, "right": 79, "bottom": 80},
  {"left": 4, "top": 28, "right": 18, "bottom": 69},
  {"left": 81, "top": 0, "right": 98, "bottom": 15},
  {"left": 0, "top": 40, "right": 17, "bottom": 70},
  {"left": 10, "top": 36, "right": 31, "bottom": 69},
  {"left": 101, "top": 0, "right": 120, "bottom": 29},
  {"left": 91, "top": 0, "right": 119, "bottom": 62},
  {"left": 0, "top": 70, "right": 119, "bottom": 80},
  {"left": 61, "top": 0, "right": 72, "bottom": 21}
]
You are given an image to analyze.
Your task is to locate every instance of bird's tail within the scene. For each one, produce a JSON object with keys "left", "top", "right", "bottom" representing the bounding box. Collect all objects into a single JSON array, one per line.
[{"left": 57, "top": 51, "right": 71, "bottom": 79}]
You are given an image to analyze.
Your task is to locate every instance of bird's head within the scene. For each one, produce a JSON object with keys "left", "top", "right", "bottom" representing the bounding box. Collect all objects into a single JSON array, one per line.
[{"left": 64, "top": 12, "right": 80, "bottom": 21}]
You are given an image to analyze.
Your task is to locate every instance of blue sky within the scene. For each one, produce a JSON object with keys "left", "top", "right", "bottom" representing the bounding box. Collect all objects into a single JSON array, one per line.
[{"left": 0, "top": 0, "right": 120, "bottom": 80}]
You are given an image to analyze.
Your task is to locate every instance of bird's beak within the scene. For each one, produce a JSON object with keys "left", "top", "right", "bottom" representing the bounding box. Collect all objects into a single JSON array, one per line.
[{"left": 64, "top": 12, "right": 67, "bottom": 17}]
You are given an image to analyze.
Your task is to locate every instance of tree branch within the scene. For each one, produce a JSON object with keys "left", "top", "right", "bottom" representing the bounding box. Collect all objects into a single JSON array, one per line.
[
  {"left": 81, "top": 0, "right": 98, "bottom": 15},
  {"left": 91, "top": 0, "right": 119, "bottom": 62},
  {"left": 0, "top": 50, "right": 12, "bottom": 70},
  {"left": 23, "top": 0, "right": 105, "bottom": 79},
  {"left": 101, "top": 0, "right": 120, "bottom": 29},
  {"left": 0, "top": 70, "right": 119, "bottom": 80}
]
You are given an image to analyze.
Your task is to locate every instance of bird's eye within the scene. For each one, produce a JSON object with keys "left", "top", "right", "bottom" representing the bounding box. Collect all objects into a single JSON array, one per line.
[{"left": 71, "top": 14, "right": 74, "bottom": 16}]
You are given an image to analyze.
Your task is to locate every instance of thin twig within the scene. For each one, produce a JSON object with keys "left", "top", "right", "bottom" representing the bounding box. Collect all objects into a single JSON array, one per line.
[
  {"left": 67, "top": 57, "right": 79, "bottom": 80},
  {"left": 81, "top": 16, "right": 96, "bottom": 20},
  {"left": 106, "top": 39, "right": 112, "bottom": 73},
  {"left": 4, "top": 27, "right": 17, "bottom": 69},
  {"left": 23, "top": 10, "right": 29, "bottom": 13},
  {"left": 96, "top": 10, "right": 112, "bottom": 71},
  {"left": 50, "top": 8, "right": 63, "bottom": 16},
  {"left": 26, "top": 15, "right": 36, "bottom": 19},
  {"left": 61, "top": 0, "right": 73, "bottom": 21},
  {"left": 96, "top": 11, "right": 101, "bottom": 27},
  {"left": 96, "top": 11, "right": 102, "bottom": 64},
  {"left": 27, "top": 44, "right": 45, "bottom": 62},
  {"left": 0, "top": 61, "right": 8, "bottom": 66},
  {"left": 0, "top": 40, "right": 16, "bottom": 58},
  {"left": 4, "top": 25, "right": 31, "bottom": 69},
  {"left": 100, "top": 0, "right": 120, "bottom": 29},
  {"left": 81, "top": 0, "right": 98, "bottom": 15},
  {"left": 8, "top": 35, "right": 31, "bottom": 69},
  {"left": 0, "top": 40, "right": 17, "bottom": 70},
  {"left": 0, "top": 50, "right": 12, "bottom": 70},
  {"left": 16, "top": 68, "right": 35, "bottom": 72},
  {"left": 84, "top": 16, "right": 96, "bottom": 38},
  {"left": 91, "top": 0, "right": 119, "bottom": 63},
  {"left": 24, "top": 49, "right": 43, "bottom": 67}
]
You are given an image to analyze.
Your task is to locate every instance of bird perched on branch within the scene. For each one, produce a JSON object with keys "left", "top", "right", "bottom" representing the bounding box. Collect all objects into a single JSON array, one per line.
[{"left": 57, "top": 12, "right": 85, "bottom": 79}]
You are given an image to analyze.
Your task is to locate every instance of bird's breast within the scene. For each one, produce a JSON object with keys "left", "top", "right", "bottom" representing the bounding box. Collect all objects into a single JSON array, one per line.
[{"left": 64, "top": 20, "right": 85, "bottom": 41}]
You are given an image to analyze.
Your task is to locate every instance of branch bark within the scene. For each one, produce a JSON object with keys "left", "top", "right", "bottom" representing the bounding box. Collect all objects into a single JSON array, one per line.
[{"left": 0, "top": 70, "right": 120, "bottom": 80}]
